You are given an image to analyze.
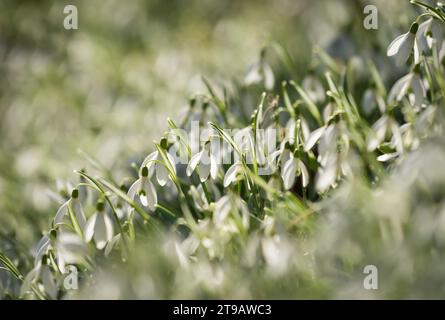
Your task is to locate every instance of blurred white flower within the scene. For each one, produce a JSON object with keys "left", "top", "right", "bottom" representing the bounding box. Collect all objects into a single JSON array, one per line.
[
  {"left": 387, "top": 23, "right": 419, "bottom": 66},
  {"left": 388, "top": 69, "right": 426, "bottom": 107},
  {"left": 189, "top": 185, "right": 209, "bottom": 212},
  {"left": 54, "top": 188, "right": 87, "bottom": 229},
  {"left": 186, "top": 142, "right": 218, "bottom": 182},
  {"left": 302, "top": 74, "right": 325, "bottom": 103},
  {"left": 367, "top": 115, "right": 404, "bottom": 155},
  {"left": 127, "top": 166, "right": 158, "bottom": 211},
  {"left": 84, "top": 201, "right": 114, "bottom": 250},
  {"left": 417, "top": 18, "right": 443, "bottom": 53},
  {"left": 244, "top": 50, "right": 275, "bottom": 90},
  {"left": 56, "top": 232, "right": 88, "bottom": 273},
  {"left": 280, "top": 149, "right": 309, "bottom": 190},
  {"left": 213, "top": 194, "right": 250, "bottom": 231}
]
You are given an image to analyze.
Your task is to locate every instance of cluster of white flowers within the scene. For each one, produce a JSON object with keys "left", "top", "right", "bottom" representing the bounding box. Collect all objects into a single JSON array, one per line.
[{"left": 14, "top": 1, "right": 445, "bottom": 299}]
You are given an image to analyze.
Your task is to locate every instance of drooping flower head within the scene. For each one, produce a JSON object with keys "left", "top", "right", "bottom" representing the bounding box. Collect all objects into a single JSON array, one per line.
[
  {"left": 387, "top": 22, "right": 419, "bottom": 66},
  {"left": 127, "top": 166, "right": 158, "bottom": 211},
  {"left": 84, "top": 200, "right": 114, "bottom": 250}
]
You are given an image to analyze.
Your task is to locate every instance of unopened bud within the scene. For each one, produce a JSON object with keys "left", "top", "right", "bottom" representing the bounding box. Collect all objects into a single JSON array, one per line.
[
  {"left": 141, "top": 166, "right": 149, "bottom": 177},
  {"left": 71, "top": 188, "right": 79, "bottom": 199}
]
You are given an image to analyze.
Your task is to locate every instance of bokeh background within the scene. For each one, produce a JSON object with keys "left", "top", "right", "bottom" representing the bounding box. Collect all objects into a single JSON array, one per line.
[{"left": 0, "top": 0, "right": 416, "bottom": 273}]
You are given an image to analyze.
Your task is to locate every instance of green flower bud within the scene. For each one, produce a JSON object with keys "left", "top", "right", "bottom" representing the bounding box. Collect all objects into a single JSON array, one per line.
[
  {"left": 71, "top": 188, "right": 79, "bottom": 199},
  {"left": 409, "top": 22, "right": 419, "bottom": 34},
  {"left": 141, "top": 166, "right": 149, "bottom": 177},
  {"left": 96, "top": 200, "right": 105, "bottom": 211},
  {"left": 160, "top": 137, "right": 168, "bottom": 149}
]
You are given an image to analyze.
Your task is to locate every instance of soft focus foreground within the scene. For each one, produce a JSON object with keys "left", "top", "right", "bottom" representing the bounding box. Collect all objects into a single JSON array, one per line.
[{"left": 1, "top": 0, "right": 445, "bottom": 299}]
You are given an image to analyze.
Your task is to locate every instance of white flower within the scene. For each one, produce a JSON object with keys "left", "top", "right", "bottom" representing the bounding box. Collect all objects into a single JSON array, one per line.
[
  {"left": 244, "top": 51, "right": 275, "bottom": 90},
  {"left": 417, "top": 18, "right": 443, "bottom": 53},
  {"left": 84, "top": 201, "right": 114, "bottom": 250},
  {"left": 189, "top": 185, "right": 209, "bottom": 212},
  {"left": 367, "top": 115, "right": 404, "bottom": 154},
  {"left": 186, "top": 142, "right": 219, "bottom": 182},
  {"left": 304, "top": 125, "right": 328, "bottom": 152},
  {"left": 387, "top": 23, "right": 419, "bottom": 66},
  {"left": 127, "top": 166, "right": 158, "bottom": 211},
  {"left": 54, "top": 188, "right": 87, "bottom": 229},
  {"left": 388, "top": 70, "right": 426, "bottom": 106},
  {"left": 280, "top": 149, "right": 309, "bottom": 190},
  {"left": 302, "top": 74, "right": 325, "bottom": 103},
  {"left": 315, "top": 154, "right": 337, "bottom": 192},
  {"left": 223, "top": 161, "right": 243, "bottom": 187},
  {"left": 56, "top": 232, "right": 88, "bottom": 273},
  {"left": 213, "top": 194, "right": 250, "bottom": 231},
  {"left": 141, "top": 149, "right": 176, "bottom": 187}
]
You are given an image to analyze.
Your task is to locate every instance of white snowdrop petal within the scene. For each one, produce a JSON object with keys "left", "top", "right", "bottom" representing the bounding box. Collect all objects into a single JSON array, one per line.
[
  {"left": 244, "top": 62, "right": 261, "bottom": 85},
  {"left": 103, "top": 213, "right": 114, "bottom": 243},
  {"left": 263, "top": 63, "right": 275, "bottom": 90},
  {"left": 156, "top": 162, "right": 169, "bottom": 186},
  {"left": 214, "top": 195, "right": 231, "bottom": 225},
  {"left": 391, "top": 122, "right": 404, "bottom": 154},
  {"left": 316, "top": 158, "right": 337, "bottom": 192},
  {"left": 377, "top": 152, "right": 399, "bottom": 162},
  {"left": 304, "top": 126, "right": 326, "bottom": 151},
  {"left": 198, "top": 162, "right": 210, "bottom": 182},
  {"left": 411, "top": 74, "right": 426, "bottom": 106},
  {"left": 297, "top": 160, "right": 310, "bottom": 188},
  {"left": 210, "top": 154, "right": 219, "bottom": 180},
  {"left": 54, "top": 200, "right": 69, "bottom": 225},
  {"left": 282, "top": 157, "right": 297, "bottom": 190},
  {"left": 224, "top": 162, "right": 241, "bottom": 187},
  {"left": 84, "top": 213, "right": 97, "bottom": 242},
  {"left": 105, "top": 234, "right": 121, "bottom": 256},
  {"left": 413, "top": 40, "right": 420, "bottom": 65},
  {"left": 127, "top": 179, "right": 140, "bottom": 200},
  {"left": 388, "top": 74, "right": 412, "bottom": 103},
  {"left": 387, "top": 33, "right": 408, "bottom": 56},
  {"left": 72, "top": 199, "right": 87, "bottom": 229},
  {"left": 143, "top": 179, "right": 158, "bottom": 211},
  {"left": 94, "top": 212, "right": 110, "bottom": 250},
  {"left": 186, "top": 152, "right": 202, "bottom": 176},
  {"left": 396, "top": 34, "right": 415, "bottom": 66}
]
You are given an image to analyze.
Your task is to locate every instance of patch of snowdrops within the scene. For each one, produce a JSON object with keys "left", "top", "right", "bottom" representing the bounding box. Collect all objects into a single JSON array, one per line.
[{"left": 2, "top": 0, "right": 445, "bottom": 299}]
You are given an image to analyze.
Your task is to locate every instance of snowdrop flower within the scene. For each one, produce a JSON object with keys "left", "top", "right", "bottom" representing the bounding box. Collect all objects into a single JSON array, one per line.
[
  {"left": 387, "top": 23, "right": 419, "bottom": 66},
  {"left": 127, "top": 166, "right": 158, "bottom": 211},
  {"left": 302, "top": 74, "right": 325, "bottom": 103},
  {"left": 367, "top": 115, "right": 404, "bottom": 154},
  {"left": 54, "top": 188, "right": 87, "bottom": 229},
  {"left": 84, "top": 201, "right": 114, "bottom": 250},
  {"left": 244, "top": 50, "right": 275, "bottom": 90},
  {"left": 285, "top": 118, "right": 310, "bottom": 146},
  {"left": 56, "top": 232, "right": 88, "bottom": 273},
  {"left": 388, "top": 67, "right": 426, "bottom": 107},
  {"left": 223, "top": 161, "right": 243, "bottom": 187},
  {"left": 189, "top": 185, "right": 209, "bottom": 212},
  {"left": 361, "top": 87, "right": 386, "bottom": 115},
  {"left": 280, "top": 149, "right": 309, "bottom": 190},
  {"left": 141, "top": 148, "right": 176, "bottom": 186},
  {"left": 213, "top": 194, "right": 250, "bottom": 231},
  {"left": 417, "top": 18, "right": 443, "bottom": 53},
  {"left": 186, "top": 142, "right": 218, "bottom": 182},
  {"left": 261, "top": 236, "right": 293, "bottom": 276}
]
